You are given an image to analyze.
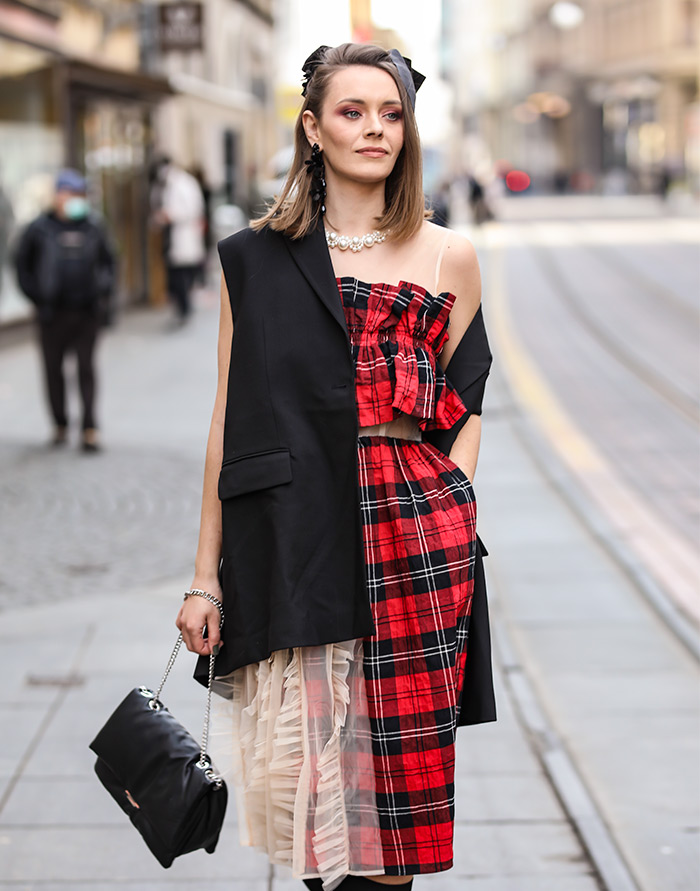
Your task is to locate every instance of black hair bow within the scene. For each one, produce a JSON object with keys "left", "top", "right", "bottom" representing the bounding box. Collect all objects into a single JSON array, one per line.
[
  {"left": 301, "top": 45, "right": 331, "bottom": 97},
  {"left": 388, "top": 49, "right": 425, "bottom": 110}
]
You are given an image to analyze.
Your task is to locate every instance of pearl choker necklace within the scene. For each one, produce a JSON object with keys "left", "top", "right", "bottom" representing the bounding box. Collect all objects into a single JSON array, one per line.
[{"left": 325, "top": 229, "right": 388, "bottom": 252}]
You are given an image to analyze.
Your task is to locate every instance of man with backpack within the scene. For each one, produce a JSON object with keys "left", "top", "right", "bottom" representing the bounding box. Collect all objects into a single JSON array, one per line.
[{"left": 15, "top": 169, "right": 115, "bottom": 451}]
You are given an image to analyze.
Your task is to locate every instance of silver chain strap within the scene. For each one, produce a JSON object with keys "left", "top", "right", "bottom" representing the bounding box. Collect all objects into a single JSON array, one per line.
[
  {"left": 152, "top": 634, "right": 184, "bottom": 705},
  {"left": 146, "top": 598, "right": 224, "bottom": 785}
]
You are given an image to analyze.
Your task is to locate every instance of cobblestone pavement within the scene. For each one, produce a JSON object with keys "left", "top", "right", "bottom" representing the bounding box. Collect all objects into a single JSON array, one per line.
[
  {"left": 0, "top": 441, "right": 202, "bottom": 608},
  {"left": 0, "top": 293, "right": 219, "bottom": 609}
]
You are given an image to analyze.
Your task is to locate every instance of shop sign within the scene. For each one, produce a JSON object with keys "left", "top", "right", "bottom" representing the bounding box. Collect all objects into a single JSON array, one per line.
[{"left": 158, "top": 2, "right": 203, "bottom": 53}]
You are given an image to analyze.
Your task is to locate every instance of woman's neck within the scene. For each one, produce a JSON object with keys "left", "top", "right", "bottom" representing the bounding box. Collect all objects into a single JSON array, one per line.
[{"left": 323, "top": 175, "right": 385, "bottom": 234}]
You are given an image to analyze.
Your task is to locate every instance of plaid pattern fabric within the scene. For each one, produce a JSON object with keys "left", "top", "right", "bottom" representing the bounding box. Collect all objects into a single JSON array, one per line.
[
  {"left": 357, "top": 436, "right": 477, "bottom": 875},
  {"left": 338, "top": 277, "right": 468, "bottom": 431}
]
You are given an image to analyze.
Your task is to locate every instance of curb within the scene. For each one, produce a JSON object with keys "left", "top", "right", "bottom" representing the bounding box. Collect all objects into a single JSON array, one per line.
[
  {"left": 482, "top": 230, "right": 700, "bottom": 663},
  {"left": 491, "top": 607, "right": 642, "bottom": 891}
]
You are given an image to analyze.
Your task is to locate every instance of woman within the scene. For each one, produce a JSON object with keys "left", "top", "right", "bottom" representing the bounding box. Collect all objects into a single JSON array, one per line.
[{"left": 176, "top": 43, "right": 495, "bottom": 890}]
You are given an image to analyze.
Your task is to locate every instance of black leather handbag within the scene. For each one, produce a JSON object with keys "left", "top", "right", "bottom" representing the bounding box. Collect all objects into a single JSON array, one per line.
[{"left": 89, "top": 635, "right": 228, "bottom": 868}]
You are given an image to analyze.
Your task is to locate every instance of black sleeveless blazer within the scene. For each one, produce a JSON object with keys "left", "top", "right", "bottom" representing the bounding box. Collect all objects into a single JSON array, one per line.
[{"left": 194, "top": 222, "right": 496, "bottom": 726}]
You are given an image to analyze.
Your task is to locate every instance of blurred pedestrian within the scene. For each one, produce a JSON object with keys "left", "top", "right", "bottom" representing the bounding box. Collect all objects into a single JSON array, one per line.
[
  {"left": 190, "top": 165, "right": 212, "bottom": 285},
  {"left": 429, "top": 180, "right": 451, "bottom": 227},
  {"left": 153, "top": 158, "right": 205, "bottom": 324},
  {"left": 657, "top": 164, "right": 672, "bottom": 200},
  {"left": 14, "top": 168, "right": 114, "bottom": 451},
  {"left": 0, "top": 170, "right": 15, "bottom": 297},
  {"left": 553, "top": 168, "right": 570, "bottom": 194},
  {"left": 468, "top": 173, "right": 494, "bottom": 225},
  {"left": 176, "top": 43, "right": 495, "bottom": 890}
]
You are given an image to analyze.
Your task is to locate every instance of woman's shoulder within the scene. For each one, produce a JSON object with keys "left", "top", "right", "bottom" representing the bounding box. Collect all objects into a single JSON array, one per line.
[
  {"left": 420, "top": 221, "right": 478, "bottom": 274},
  {"left": 417, "top": 221, "right": 479, "bottom": 298},
  {"left": 419, "top": 222, "right": 481, "bottom": 328}
]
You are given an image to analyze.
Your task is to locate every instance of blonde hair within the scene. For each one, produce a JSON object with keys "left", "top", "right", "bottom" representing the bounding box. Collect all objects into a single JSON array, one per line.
[{"left": 252, "top": 43, "right": 427, "bottom": 241}]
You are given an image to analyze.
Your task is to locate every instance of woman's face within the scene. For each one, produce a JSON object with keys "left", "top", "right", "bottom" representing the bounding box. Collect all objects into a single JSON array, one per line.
[{"left": 304, "top": 65, "right": 405, "bottom": 187}]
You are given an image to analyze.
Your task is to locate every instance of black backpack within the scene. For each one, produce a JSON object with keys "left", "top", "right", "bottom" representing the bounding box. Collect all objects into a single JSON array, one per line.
[{"left": 33, "top": 214, "right": 113, "bottom": 308}]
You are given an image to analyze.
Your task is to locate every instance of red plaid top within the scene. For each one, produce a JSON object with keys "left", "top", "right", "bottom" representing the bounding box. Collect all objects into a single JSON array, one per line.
[{"left": 337, "top": 277, "right": 468, "bottom": 432}]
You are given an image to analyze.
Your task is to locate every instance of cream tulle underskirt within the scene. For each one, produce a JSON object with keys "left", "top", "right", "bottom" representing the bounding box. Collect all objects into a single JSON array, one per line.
[{"left": 210, "top": 640, "right": 385, "bottom": 891}]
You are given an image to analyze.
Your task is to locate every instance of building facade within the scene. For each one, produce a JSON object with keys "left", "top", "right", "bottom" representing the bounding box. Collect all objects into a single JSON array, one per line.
[
  {"left": 0, "top": 0, "right": 278, "bottom": 324},
  {"left": 152, "top": 0, "right": 277, "bottom": 212},
  {"left": 0, "top": 0, "right": 173, "bottom": 321},
  {"left": 443, "top": 0, "right": 699, "bottom": 194}
]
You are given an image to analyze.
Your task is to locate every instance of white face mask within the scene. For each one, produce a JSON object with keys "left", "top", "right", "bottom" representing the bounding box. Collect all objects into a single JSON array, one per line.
[{"left": 64, "top": 197, "right": 89, "bottom": 220}]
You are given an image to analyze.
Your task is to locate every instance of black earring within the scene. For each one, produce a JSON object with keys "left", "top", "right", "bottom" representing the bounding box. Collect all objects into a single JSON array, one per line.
[{"left": 304, "top": 143, "right": 326, "bottom": 215}]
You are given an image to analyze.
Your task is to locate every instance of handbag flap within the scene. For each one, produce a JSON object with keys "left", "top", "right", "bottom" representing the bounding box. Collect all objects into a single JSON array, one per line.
[{"left": 90, "top": 688, "right": 202, "bottom": 798}]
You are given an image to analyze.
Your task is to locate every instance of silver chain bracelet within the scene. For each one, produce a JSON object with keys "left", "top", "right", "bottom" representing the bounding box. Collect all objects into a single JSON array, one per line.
[{"left": 183, "top": 588, "right": 225, "bottom": 626}]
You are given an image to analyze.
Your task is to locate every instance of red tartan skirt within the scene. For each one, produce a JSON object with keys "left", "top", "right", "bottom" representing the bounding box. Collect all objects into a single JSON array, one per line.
[{"left": 357, "top": 434, "right": 478, "bottom": 875}]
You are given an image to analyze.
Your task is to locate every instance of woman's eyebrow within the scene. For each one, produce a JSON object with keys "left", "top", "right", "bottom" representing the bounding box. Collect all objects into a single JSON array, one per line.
[{"left": 335, "top": 97, "right": 402, "bottom": 106}]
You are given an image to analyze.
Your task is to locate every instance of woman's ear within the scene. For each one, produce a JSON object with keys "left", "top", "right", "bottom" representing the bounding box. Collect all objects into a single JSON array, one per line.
[{"left": 302, "top": 110, "right": 321, "bottom": 150}]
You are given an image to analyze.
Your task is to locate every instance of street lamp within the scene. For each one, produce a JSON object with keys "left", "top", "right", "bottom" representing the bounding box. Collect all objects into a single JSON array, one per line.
[{"left": 549, "top": 2, "right": 585, "bottom": 30}]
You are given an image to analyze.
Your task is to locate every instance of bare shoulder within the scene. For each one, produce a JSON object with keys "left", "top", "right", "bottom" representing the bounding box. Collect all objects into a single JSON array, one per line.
[
  {"left": 431, "top": 227, "right": 481, "bottom": 325},
  {"left": 433, "top": 231, "right": 483, "bottom": 366},
  {"left": 440, "top": 228, "right": 479, "bottom": 278},
  {"left": 420, "top": 220, "right": 478, "bottom": 273}
]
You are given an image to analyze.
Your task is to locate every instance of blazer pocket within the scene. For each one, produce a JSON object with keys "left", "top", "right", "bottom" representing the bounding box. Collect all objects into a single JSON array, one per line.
[{"left": 218, "top": 448, "right": 292, "bottom": 499}]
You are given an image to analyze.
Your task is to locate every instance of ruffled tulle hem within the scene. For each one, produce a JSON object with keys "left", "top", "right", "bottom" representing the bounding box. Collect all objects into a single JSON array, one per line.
[{"left": 209, "top": 640, "right": 384, "bottom": 891}]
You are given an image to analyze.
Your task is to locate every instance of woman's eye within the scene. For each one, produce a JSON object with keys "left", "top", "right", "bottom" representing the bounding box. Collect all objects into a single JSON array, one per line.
[
  {"left": 384, "top": 111, "right": 402, "bottom": 122},
  {"left": 343, "top": 109, "right": 361, "bottom": 119}
]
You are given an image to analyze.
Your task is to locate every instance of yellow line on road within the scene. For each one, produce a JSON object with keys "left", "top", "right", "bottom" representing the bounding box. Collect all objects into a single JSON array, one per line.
[
  {"left": 481, "top": 224, "right": 700, "bottom": 626},
  {"left": 487, "top": 237, "right": 603, "bottom": 475}
]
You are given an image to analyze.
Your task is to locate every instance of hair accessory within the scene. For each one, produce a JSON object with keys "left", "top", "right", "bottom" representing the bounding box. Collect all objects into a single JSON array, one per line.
[
  {"left": 388, "top": 49, "right": 425, "bottom": 110},
  {"left": 301, "top": 45, "right": 330, "bottom": 97},
  {"left": 304, "top": 143, "right": 326, "bottom": 214},
  {"left": 326, "top": 228, "right": 388, "bottom": 252}
]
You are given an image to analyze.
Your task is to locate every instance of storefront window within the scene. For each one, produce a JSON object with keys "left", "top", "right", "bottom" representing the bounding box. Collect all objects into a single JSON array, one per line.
[
  {"left": 82, "top": 101, "right": 152, "bottom": 303},
  {"left": 0, "top": 38, "right": 62, "bottom": 323}
]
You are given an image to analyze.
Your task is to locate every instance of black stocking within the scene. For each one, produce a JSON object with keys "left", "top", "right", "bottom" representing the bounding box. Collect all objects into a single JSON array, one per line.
[
  {"left": 303, "top": 879, "right": 414, "bottom": 889},
  {"left": 346, "top": 880, "right": 413, "bottom": 889}
]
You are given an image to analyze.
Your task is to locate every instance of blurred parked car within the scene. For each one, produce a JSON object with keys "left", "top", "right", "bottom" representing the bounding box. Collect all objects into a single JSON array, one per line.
[
  {"left": 212, "top": 203, "right": 247, "bottom": 244},
  {"left": 257, "top": 145, "right": 295, "bottom": 204}
]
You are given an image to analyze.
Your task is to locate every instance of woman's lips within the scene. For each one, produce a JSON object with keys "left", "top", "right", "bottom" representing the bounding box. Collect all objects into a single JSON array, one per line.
[{"left": 357, "top": 148, "right": 388, "bottom": 157}]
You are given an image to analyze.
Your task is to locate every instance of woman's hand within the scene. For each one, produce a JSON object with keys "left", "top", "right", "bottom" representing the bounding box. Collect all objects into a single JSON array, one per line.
[{"left": 176, "top": 585, "right": 224, "bottom": 656}]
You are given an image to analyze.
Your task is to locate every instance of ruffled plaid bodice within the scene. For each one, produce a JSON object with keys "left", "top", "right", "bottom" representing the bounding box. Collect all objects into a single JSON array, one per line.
[{"left": 337, "top": 277, "right": 468, "bottom": 431}]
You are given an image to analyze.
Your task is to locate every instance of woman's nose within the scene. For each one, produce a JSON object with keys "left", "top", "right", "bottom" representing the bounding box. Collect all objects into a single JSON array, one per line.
[{"left": 364, "top": 116, "right": 383, "bottom": 137}]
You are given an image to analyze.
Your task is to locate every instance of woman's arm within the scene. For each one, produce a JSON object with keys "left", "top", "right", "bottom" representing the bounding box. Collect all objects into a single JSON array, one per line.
[
  {"left": 176, "top": 273, "right": 233, "bottom": 656},
  {"left": 436, "top": 233, "right": 483, "bottom": 484}
]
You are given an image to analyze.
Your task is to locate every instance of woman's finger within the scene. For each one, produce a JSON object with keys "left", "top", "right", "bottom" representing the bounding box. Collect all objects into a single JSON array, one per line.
[{"left": 177, "top": 600, "right": 222, "bottom": 655}]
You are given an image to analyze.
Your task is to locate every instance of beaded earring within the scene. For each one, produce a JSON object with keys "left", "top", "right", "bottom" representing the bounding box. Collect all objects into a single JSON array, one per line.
[{"left": 304, "top": 143, "right": 326, "bottom": 215}]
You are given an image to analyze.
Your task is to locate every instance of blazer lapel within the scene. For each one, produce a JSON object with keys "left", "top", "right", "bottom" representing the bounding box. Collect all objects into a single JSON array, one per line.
[{"left": 283, "top": 224, "right": 348, "bottom": 333}]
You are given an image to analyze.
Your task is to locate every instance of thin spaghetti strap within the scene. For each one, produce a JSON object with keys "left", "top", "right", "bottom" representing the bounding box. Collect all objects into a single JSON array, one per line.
[{"left": 434, "top": 228, "right": 450, "bottom": 295}]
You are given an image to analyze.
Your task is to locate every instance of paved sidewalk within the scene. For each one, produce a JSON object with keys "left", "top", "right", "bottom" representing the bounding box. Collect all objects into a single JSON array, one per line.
[
  {"left": 476, "top": 371, "right": 699, "bottom": 891},
  {"left": 0, "top": 298, "right": 602, "bottom": 889},
  {"left": 5, "top": 271, "right": 697, "bottom": 889},
  {"left": 0, "top": 571, "right": 600, "bottom": 890},
  {"left": 476, "top": 237, "right": 700, "bottom": 891}
]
